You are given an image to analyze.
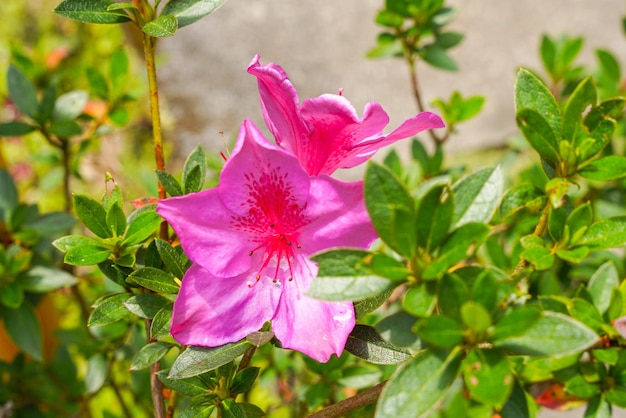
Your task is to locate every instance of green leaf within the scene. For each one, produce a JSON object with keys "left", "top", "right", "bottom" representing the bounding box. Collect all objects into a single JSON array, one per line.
[
  {"left": 88, "top": 293, "right": 132, "bottom": 326},
  {"left": 182, "top": 147, "right": 207, "bottom": 194},
  {"left": 49, "top": 119, "right": 82, "bottom": 138},
  {"left": 500, "top": 183, "right": 545, "bottom": 217},
  {"left": 1, "top": 302, "right": 43, "bottom": 361},
  {"left": 124, "top": 294, "right": 170, "bottom": 319},
  {"left": 460, "top": 301, "right": 491, "bottom": 335},
  {"left": 354, "top": 288, "right": 394, "bottom": 318},
  {"left": 0, "top": 121, "right": 36, "bottom": 137},
  {"left": 86, "top": 67, "right": 109, "bottom": 100},
  {"left": 588, "top": 261, "right": 619, "bottom": 315},
  {"left": 579, "top": 156, "right": 626, "bottom": 181},
  {"left": 516, "top": 108, "right": 560, "bottom": 164},
  {"left": 515, "top": 68, "right": 561, "bottom": 139},
  {"left": 365, "top": 162, "right": 416, "bottom": 257},
  {"left": 500, "top": 380, "right": 531, "bottom": 418},
  {"left": 124, "top": 204, "right": 161, "bottom": 245},
  {"left": 578, "top": 217, "right": 626, "bottom": 250},
  {"left": 375, "top": 349, "right": 461, "bottom": 418},
  {"left": 306, "top": 275, "right": 395, "bottom": 302},
  {"left": 126, "top": 267, "right": 180, "bottom": 293},
  {"left": 169, "top": 340, "right": 252, "bottom": 379},
  {"left": 130, "top": 342, "right": 172, "bottom": 371},
  {"left": 596, "top": 49, "right": 621, "bottom": 83},
  {"left": 562, "top": 76, "right": 597, "bottom": 142},
  {"left": 20, "top": 266, "right": 78, "bottom": 292},
  {"left": 0, "top": 283, "right": 23, "bottom": 308},
  {"left": 345, "top": 324, "right": 412, "bottom": 365},
  {"left": 585, "top": 394, "right": 612, "bottom": 418},
  {"left": 403, "top": 281, "right": 438, "bottom": 317},
  {"left": 73, "top": 194, "right": 111, "bottom": 238},
  {"left": 541, "top": 34, "right": 556, "bottom": 74},
  {"left": 53, "top": 234, "right": 105, "bottom": 252},
  {"left": 417, "top": 315, "right": 464, "bottom": 348},
  {"left": 463, "top": 349, "right": 513, "bottom": 408},
  {"left": 53, "top": 90, "right": 89, "bottom": 121},
  {"left": 230, "top": 367, "right": 260, "bottom": 394},
  {"left": 142, "top": 14, "right": 178, "bottom": 37},
  {"left": 64, "top": 245, "right": 111, "bottom": 266},
  {"left": 7, "top": 65, "right": 38, "bottom": 117},
  {"left": 106, "top": 202, "right": 126, "bottom": 237},
  {"left": 435, "top": 32, "right": 464, "bottom": 49},
  {"left": 415, "top": 185, "right": 453, "bottom": 251},
  {"left": 0, "top": 169, "right": 18, "bottom": 218},
  {"left": 156, "top": 170, "right": 183, "bottom": 197},
  {"left": 376, "top": 311, "right": 421, "bottom": 348},
  {"left": 151, "top": 305, "right": 173, "bottom": 339},
  {"left": 155, "top": 238, "right": 189, "bottom": 279},
  {"left": 162, "top": 0, "right": 228, "bottom": 28},
  {"left": 178, "top": 405, "right": 216, "bottom": 418},
  {"left": 24, "top": 211, "right": 76, "bottom": 236},
  {"left": 451, "top": 166, "right": 502, "bottom": 227},
  {"left": 422, "top": 45, "right": 458, "bottom": 71},
  {"left": 54, "top": 0, "right": 132, "bottom": 24},
  {"left": 492, "top": 310, "right": 598, "bottom": 356},
  {"left": 157, "top": 370, "right": 208, "bottom": 396},
  {"left": 85, "top": 353, "right": 108, "bottom": 394},
  {"left": 565, "top": 202, "right": 592, "bottom": 245}
]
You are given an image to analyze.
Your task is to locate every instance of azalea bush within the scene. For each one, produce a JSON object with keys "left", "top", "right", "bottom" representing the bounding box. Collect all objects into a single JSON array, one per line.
[{"left": 3, "top": 0, "right": 626, "bottom": 417}]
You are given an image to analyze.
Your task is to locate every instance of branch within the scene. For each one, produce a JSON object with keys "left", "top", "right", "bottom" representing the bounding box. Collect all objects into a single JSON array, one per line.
[{"left": 307, "top": 381, "right": 387, "bottom": 418}]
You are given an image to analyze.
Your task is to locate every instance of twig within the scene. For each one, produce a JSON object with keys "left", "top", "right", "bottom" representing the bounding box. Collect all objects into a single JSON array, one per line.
[{"left": 307, "top": 381, "right": 387, "bottom": 418}]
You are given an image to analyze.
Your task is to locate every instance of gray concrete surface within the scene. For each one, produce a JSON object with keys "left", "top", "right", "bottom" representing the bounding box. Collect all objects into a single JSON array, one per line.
[
  {"left": 158, "top": 0, "right": 626, "bottom": 160},
  {"left": 158, "top": 2, "right": 626, "bottom": 416}
]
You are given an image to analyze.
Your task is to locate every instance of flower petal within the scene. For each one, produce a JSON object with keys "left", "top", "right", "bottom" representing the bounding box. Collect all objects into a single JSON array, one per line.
[
  {"left": 247, "top": 55, "right": 310, "bottom": 155},
  {"left": 157, "top": 189, "right": 252, "bottom": 277},
  {"left": 272, "top": 258, "right": 355, "bottom": 362},
  {"left": 298, "top": 96, "right": 390, "bottom": 175},
  {"left": 299, "top": 176, "right": 377, "bottom": 254},
  {"left": 171, "top": 264, "right": 281, "bottom": 347},
  {"left": 219, "top": 120, "right": 310, "bottom": 217}
]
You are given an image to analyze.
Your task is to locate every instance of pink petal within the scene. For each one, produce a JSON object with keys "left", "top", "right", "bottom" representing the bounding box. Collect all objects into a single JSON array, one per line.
[
  {"left": 157, "top": 190, "right": 252, "bottom": 278},
  {"left": 247, "top": 55, "right": 310, "bottom": 155},
  {"left": 272, "top": 259, "right": 355, "bottom": 362},
  {"left": 299, "top": 176, "right": 377, "bottom": 254},
  {"left": 219, "top": 121, "right": 310, "bottom": 216},
  {"left": 298, "top": 96, "right": 390, "bottom": 175},
  {"left": 171, "top": 264, "right": 281, "bottom": 347}
]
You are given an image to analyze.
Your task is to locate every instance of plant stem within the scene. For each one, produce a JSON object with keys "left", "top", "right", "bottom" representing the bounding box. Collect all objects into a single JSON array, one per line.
[
  {"left": 141, "top": 31, "right": 167, "bottom": 418},
  {"left": 60, "top": 138, "right": 72, "bottom": 212},
  {"left": 307, "top": 381, "right": 387, "bottom": 418},
  {"left": 0, "top": 141, "right": 6, "bottom": 169}
]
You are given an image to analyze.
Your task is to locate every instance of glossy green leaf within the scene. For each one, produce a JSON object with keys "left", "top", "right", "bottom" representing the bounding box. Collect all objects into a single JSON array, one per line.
[
  {"left": 54, "top": 0, "right": 132, "bottom": 24},
  {"left": 417, "top": 315, "right": 464, "bottom": 348},
  {"left": 364, "top": 162, "right": 416, "bottom": 257},
  {"left": 85, "top": 353, "right": 108, "bottom": 394},
  {"left": 88, "top": 293, "right": 132, "bottom": 326},
  {"left": 130, "top": 342, "right": 172, "bottom": 371},
  {"left": 157, "top": 370, "right": 208, "bottom": 396},
  {"left": 354, "top": 288, "right": 394, "bottom": 318},
  {"left": 7, "top": 65, "right": 38, "bottom": 117},
  {"left": 64, "top": 245, "right": 111, "bottom": 266},
  {"left": 124, "top": 204, "right": 161, "bottom": 245},
  {"left": 492, "top": 310, "right": 598, "bottom": 356},
  {"left": 415, "top": 185, "right": 453, "bottom": 251},
  {"left": 562, "top": 76, "right": 597, "bottom": 142},
  {"left": 1, "top": 302, "right": 43, "bottom": 361},
  {"left": 588, "top": 261, "right": 619, "bottom": 315},
  {"left": 142, "top": 14, "right": 178, "bottom": 37},
  {"left": 0, "top": 121, "right": 36, "bottom": 137},
  {"left": 460, "top": 301, "right": 491, "bottom": 335},
  {"left": 578, "top": 217, "right": 626, "bottom": 250},
  {"left": 230, "top": 367, "right": 260, "bottom": 394},
  {"left": 178, "top": 405, "right": 216, "bottom": 418},
  {"left": 585, "top": 394, "right": 612, "bottom": 418},
  {"left": 375, "top": 349, "right": 461, "bottom": 418},
  {"left": 403, "top": 281, "right": 438, "bottom": 317},
  {"left": 515, "top": 68, "right": 561, "bottom": 139},
  {"left": 155, "top": 170, "right": 183, "bottom": 197},
  {"left": 568, "top": 298, "right": 604, "bottom": 333},
  {"left": 151, "top": 305, "right": 173, "bottom": 339},
  {"left": 500, "top": 380, "right": 531, "bottom": 418},
  {"left": 124, "top": 294, "right": 170, "bottom": 319},
  {"left": 451, "top": 166, "right": 502, "bottom": 227},
  {"left": 20, "top": 266, "right": 78, "bottom": 292},
  {"left": 155, "top": 239, "right": 189, "bottom": 279},
  {"left": 73, "top": 194, "right": 111, "bottom": 238},
  {"left": 463, "top": 349, "right": 513, "bottom": 408},
  {"left": 53, "top": 234, "right": 105, "bottom": 252},
  {"left": 437, "top": 273, "right": 469, "bottom": 321},
  {"left": 500, "top": 183, "right": 545, "bottom": 218},
  {"left": 162, "top": 0, "right": 227, "bottom": 28},
  {"left": 583, "top": 98, "right": 625, "bottom": 132},
  {"left": 516, "top": 108, "right": 560, "bottom": 164},
  {"left": 579, "top": 156, "right": 626, "bottom": 181},
  {"left": 106, "top": 202, "right": 126, "bottom": 237},
  {"left": 127, "top": 267, "right": 179, "bottom": 293},
  {"left": 345, "top": 324, "right": 412, "bottom": 365},
  {"left": 169, "top": 340, "right": 252, "bottom": 379},
  {"left": 376, "top": 311, "right": 421, "bottom": 348}
]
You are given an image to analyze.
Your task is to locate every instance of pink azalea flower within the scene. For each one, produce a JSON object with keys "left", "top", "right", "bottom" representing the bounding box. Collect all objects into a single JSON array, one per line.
[
  {"left": 157, "top": 120, "right": 377, "bottom": 362},
  {"left": 247, "top": 54, "right": 445, "bottom": 176}
]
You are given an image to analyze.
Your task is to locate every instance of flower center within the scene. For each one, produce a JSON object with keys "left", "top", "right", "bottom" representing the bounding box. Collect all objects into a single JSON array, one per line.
[{"left": 247, "top": 226, "right": 301, "bottom": 287}]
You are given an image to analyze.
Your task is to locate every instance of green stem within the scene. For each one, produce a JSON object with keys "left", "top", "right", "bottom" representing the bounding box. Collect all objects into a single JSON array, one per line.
[
  {"left": 511, "top": 202, "right": 552, "bottom": 278},
  {"left": 307, "top": 381, "right": 387, "bottom": 418}
]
